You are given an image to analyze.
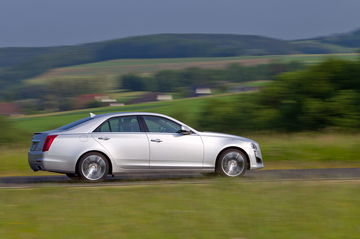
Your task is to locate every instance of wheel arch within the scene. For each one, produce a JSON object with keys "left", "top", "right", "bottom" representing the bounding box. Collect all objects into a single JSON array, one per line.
[
  {"left": 215, "top": 146, "right": 250, "bottom": 170},
  {"left": 76, "top": 150, "right": 113, "bottom": 175}
]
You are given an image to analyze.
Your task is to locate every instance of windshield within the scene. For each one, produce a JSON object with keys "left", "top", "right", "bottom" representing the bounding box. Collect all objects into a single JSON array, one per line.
[{"left": 57, "top": 117, "right": 93, "bottom": 130}]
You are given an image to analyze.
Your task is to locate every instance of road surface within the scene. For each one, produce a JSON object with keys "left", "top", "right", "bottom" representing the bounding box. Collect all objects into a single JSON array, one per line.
[{"left": 0, "top": 168, "right": 359, "bottom": 188}]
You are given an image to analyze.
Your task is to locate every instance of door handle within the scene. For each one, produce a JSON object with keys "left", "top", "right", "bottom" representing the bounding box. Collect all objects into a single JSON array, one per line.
[
  {"left": 98, "top": 137, "right": 110, "bottom": 140},
  {"left": 150, "top": 139, "right": 162, "bottom": 143}
]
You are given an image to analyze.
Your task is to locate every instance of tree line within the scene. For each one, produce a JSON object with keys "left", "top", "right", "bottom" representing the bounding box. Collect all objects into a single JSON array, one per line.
[
  {"left": 119, "top": 62, "right": 303, "bottom": 92},
  {"left": 199, "top": 58, "right": 360, "bottom": 132}
]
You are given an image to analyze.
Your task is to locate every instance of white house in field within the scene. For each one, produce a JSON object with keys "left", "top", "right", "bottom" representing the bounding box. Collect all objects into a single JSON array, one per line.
[
  {"left": 156, "top": 94, "right": 173, "bottom": 101},
  {"left": 195, "top": 87, "right": 212, "bottom": 95},
  {"left": 94, "top": 95, "right": 117, "bottom": 103}
]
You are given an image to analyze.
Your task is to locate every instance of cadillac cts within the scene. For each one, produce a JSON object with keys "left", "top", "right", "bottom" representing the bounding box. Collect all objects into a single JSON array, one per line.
[{"left": 28, "top": 112, "right": 264, "bottom": 182}]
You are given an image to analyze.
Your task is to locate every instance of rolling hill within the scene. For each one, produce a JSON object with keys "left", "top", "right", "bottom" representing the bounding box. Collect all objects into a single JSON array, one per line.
[
  {"left": 0, "top": 29, "right": 359, "bottom": 91},
  {"left": 307, "top": 28, "right": 360, "bottom": 48},
  {"left": 291, "top": 28, "right": 360, "bottom": 54},
  {"left": 28, "top": 53, "right": 358, "bottom": 84}
]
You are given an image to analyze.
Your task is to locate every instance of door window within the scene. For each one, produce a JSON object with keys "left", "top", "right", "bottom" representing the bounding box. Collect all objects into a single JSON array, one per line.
[
  {"left": 94, "top": 116, "right": 141, "bottom": 132},
  {"left": 143, "top": 116, "right": 181, "bottom": 133},
  {"left": 95, "top": 121, "right": 111, "bottom": 132}
]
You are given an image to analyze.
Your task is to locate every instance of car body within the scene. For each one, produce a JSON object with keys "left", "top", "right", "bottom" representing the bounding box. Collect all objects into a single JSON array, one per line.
[{"left": 28, "top": 112, "right": 264, "bottom": 181}]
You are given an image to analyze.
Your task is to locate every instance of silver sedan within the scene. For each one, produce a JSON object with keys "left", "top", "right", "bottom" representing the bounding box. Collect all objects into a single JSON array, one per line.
[{"left": 28, "top": 112, "right": 264, "bottom": 182}]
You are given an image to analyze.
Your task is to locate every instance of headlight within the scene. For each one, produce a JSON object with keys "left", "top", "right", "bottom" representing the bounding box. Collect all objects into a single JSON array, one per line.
[{"left": 251, "top": 143, "right": 257, "bottom": 150}]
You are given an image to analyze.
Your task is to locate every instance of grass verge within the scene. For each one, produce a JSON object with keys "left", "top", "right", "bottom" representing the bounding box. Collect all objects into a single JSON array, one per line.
[{"left": 0, "top": 180, "right": 359, "bottom": 238}]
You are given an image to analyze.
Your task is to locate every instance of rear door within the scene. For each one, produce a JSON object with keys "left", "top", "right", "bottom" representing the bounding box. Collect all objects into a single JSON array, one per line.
[
  {"left": 91, "top": 116, "right": 149, "bottom": 169},
  {"left": 141, "top": 116, "right": 203, "bottom": 168}
]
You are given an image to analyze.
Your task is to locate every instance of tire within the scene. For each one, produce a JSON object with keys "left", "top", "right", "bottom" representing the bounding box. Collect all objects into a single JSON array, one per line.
[
  {"left": 77, "top": 152, "right": 109, "bottom": 182},
  {"left": 66, "top": 173, "right": 80, "bottom": 180},
  {"left": 216, "top": 149, "right": 248, "bottom": 177}
]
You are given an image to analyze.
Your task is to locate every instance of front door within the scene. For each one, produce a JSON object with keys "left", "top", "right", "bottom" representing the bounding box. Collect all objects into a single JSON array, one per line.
[
  {"left": 92, "top": 116, "right": 149, "bottom": 169},
  {"left": 142, "top": 116, "right": 203, "bottom": 168}
]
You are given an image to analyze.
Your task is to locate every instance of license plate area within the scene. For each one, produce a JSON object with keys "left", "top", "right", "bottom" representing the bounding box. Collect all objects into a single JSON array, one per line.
[{"left": 31, "top": 141, "right": 40, "bottom": 151}]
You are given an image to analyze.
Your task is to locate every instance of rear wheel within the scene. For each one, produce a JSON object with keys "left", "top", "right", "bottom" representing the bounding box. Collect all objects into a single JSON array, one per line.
[
  {"left": 77, "top": 152, "right": 109, "bottom": 182},
  {"left": 216, "top": 149, "right": 248, "bottom": 177}
]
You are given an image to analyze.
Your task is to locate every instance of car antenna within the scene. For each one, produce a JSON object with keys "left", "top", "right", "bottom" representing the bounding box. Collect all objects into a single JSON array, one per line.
[{"left": 89, "top": 112, "right": 96, "bottom": 118}]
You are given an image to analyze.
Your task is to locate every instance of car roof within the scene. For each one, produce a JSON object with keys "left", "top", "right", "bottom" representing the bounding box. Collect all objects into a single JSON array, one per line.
[
  {"left": 54, "top": 111, "right": 198, "bottom": 134},
  {"left": 92, "top": 112, "right": 169, "bottom": 119}
]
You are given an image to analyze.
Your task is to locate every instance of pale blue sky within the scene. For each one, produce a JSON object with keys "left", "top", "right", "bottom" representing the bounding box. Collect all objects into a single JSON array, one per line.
[{"left": 0, "top": 0, "right": 359, "bottom": 47}]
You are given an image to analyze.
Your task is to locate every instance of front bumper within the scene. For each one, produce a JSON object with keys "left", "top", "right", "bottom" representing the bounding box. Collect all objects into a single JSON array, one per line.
[
  {"left": 249, "top": 143, "right": 264, "bottom": 170},
  {"left": 250, "top": 160, "right": 264, "bottom": 170}
]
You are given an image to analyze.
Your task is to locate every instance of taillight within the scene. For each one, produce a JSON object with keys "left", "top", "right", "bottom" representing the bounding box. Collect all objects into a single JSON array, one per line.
[{"left": 42, "top": 135, "right": 58, "bottom": 152}]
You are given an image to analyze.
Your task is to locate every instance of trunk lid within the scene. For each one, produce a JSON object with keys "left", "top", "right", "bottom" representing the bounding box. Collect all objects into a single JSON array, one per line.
[{"left": 29, "top": 130, "right": 61, "bottom": 151}]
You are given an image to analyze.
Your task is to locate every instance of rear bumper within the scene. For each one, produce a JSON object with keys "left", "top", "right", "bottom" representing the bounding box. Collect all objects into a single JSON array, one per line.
[
  {"left": 28, "top": 151, "right": 45, "bottom": 171},
  {"left": 28, "top": 151, "right": 75, "bottom": 173}
]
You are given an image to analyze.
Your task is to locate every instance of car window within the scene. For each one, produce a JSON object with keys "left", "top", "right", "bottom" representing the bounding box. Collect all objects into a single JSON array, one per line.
[
  {"left": 143, "top": 116, "right": 181, "bottom": 133},
  {"left": 94, "top": 116, "right": 141, "bottom": 132},
  {"left": 95, "top": 121, "right": 111, "bottom": 132}
]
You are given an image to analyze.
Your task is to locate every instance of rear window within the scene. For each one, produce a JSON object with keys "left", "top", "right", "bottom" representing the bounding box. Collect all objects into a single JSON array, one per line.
[
  {"left": 94, "top": 116, "right": 141, "bottom": 132},
  {"left": 57, "top": 117, "right": 93, "bottom": 130}
]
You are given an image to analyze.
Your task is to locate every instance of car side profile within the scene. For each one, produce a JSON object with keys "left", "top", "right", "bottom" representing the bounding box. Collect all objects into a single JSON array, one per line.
[{"left": 28, "top": 112, "right": 264, "bottom": 182}]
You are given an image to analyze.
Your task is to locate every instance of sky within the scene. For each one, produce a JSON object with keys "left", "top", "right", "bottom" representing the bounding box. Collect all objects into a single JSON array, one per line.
[{"left": 0, "top": 0, "right": 359, "bottom": 47}]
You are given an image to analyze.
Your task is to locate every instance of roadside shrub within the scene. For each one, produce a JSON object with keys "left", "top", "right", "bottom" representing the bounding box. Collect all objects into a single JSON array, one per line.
[{"left": 0, "top": 116, "right": 27, "bottom": 144}]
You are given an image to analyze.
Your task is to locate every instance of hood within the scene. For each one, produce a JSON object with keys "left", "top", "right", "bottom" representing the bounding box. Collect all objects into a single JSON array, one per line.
[{"left": 198, "top": 131, "right": 256, "bottom": 143}]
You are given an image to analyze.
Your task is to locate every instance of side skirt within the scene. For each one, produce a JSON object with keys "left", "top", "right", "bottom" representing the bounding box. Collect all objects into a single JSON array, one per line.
[{"left": 112, "top": 167, "right": 214, "bottom": 174}]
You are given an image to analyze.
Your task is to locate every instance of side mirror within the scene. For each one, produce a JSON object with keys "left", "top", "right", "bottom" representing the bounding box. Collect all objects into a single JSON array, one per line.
[{"left": 178, "top": 126, "right": 192, "bottom": 135}]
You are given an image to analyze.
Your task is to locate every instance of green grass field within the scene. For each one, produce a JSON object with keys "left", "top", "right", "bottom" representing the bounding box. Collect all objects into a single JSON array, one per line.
[
  {"left": 1, "top": 180, "right": 359, "bottom": 238},
  {"left": 28, "top": 53, "right": 359, "bottom": 84},
  {"left": 253, "top": 133, "right": 360, "bottom": 169}
]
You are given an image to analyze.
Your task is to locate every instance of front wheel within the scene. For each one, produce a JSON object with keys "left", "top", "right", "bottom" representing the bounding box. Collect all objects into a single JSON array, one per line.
[
  {"left": 216, "top": 149, "right": 248, "bottom": 177},
  {"left": 77, "top": 152, "right": 109, "bottom": 182}
]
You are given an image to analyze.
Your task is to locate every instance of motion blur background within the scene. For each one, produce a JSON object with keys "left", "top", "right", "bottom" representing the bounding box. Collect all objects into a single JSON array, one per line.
[{"left": 1, "top": 0, "right": 360, "bottom": 238}]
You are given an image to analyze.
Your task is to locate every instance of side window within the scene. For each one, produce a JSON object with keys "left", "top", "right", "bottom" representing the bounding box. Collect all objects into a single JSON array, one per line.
[
  {"left": 94, "top": 116, "right": 141, "bottom": 132},
  {"left": 94, "top": 121, "right": 111, "bottom": 132},
  {"left": 143, "top": 116, "right": 181, "bottom": 133},
  {"left": 109, "top": 116, "right": 140, "bottom": 132}
]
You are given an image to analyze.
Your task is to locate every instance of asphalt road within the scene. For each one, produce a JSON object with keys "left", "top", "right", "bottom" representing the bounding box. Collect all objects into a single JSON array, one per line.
[{"left": 0, "top": 168, "right": 359, "bottom": 188}]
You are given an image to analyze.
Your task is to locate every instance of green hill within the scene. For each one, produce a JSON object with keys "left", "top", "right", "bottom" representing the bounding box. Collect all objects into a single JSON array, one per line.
[
  {"left": 309, "top": 28, "right": 360, "bottom": 48},
  {"left": 0, "top": 34, "right": 296, "bottom": 68},
  {"left": 0, "top": 30, "right": 359, "bottom": 91}
]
